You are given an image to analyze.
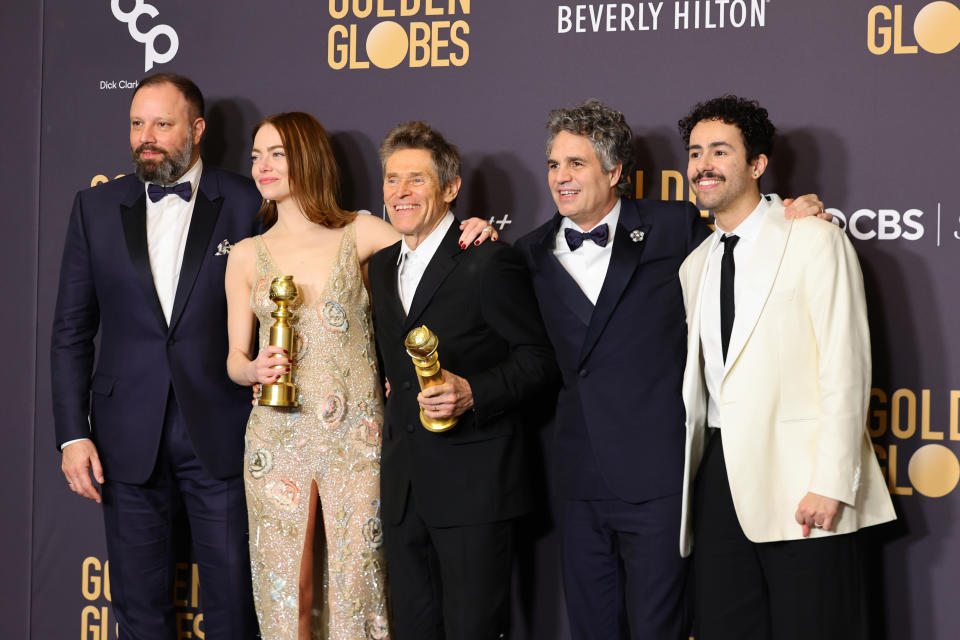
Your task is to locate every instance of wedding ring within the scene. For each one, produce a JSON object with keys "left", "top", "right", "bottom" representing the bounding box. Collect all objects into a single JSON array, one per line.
[{"left": 481, "top": 226, "right": 494, "bottom": 234}]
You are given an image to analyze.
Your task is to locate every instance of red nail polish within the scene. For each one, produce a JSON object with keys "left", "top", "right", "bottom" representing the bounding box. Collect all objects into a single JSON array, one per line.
[
  {"left": 459, "top": 241, "right": 466, "bottom": 249},
  {"left": 474, "top": 240, "right": 480, "bottom": 246}
]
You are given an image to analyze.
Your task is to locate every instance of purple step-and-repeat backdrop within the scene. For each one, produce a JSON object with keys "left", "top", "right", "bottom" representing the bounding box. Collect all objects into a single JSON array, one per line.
[{"left": 4, "top": 1, "right": 959, "bottom": 637}]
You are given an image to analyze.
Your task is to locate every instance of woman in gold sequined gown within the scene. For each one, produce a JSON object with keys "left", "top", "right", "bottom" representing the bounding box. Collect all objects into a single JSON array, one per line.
[
  {"left": 225, "top": 113, "right": 401, "bottom": 640},
  {"left": 226, "top": 112, "right": 496, "bottom": 639}
]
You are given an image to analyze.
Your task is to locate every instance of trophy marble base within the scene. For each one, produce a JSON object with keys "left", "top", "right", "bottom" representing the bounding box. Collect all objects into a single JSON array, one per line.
[{"left": 258, "top": 382, "right": 299, "bottom": 407}]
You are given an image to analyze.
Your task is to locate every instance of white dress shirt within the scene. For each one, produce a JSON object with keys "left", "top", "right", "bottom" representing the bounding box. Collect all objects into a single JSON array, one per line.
[
  {"left": 701, "top": 196, "right": 768, "bottom": 429},
  {"left": 552, "top": 200, "right": 621, "bottom": 305},
  {"left": 397, "top": 211, "right": 455, "bottom": 314},
  {"left": 147, "top": 159, "right": 203, "bottom": 323}
]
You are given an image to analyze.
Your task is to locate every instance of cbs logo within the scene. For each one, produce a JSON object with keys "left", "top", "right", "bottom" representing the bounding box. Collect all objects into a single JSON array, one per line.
[
  {"left": 868, "top": 2, "right": 960, "bottom": 54},
  {"left": 827, "top": 207, "right": 924, "bottom": 241}
]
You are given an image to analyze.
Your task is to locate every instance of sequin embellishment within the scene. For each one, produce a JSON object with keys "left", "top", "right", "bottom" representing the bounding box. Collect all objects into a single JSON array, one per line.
[{"left": 243, "top": 227, "right": 390, "bottom": 639}]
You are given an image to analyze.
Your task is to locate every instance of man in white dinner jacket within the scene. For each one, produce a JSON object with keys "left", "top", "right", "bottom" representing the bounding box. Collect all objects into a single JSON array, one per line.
[{"left": 676, "top": 95, "right": 896, "bottom": 640}]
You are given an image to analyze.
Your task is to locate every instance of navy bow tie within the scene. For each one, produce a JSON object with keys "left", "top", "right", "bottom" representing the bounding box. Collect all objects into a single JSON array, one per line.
[
  {"left": 147, "top": 181, "right": 192, "bottom": 203},
  {"left": 564, "top": 223, "right": 609, "bottom": 251}
]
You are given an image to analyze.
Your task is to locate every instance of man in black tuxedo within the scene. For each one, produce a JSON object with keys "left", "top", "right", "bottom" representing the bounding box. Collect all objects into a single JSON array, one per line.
[
  {"left": 514, "top": 100, "right": 824, "bottom": 640},
  {"left": 368, "top": 121, "right": 559, "bottom": 640},
  {"left": 52, "top": 73, "right": 259, "bottom": 639}
]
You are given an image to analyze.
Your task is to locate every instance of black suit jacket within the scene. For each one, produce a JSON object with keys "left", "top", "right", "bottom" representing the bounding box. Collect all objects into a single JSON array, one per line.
[
  {"left": 515, "top": 198, "right": 710, "bottom": 503},
  {"left": 369, "top": 221, "right": 559, "bottom": 528},
  {"left": 51, "top": 166, "right": 262, "bottom": 482}
]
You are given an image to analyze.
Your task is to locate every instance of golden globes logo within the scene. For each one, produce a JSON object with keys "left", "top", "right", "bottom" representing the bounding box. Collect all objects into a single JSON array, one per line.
[
  {"left": 81, "top": 557, "right": 114, "bottom": 640},
  {"left": 869, "top": 388, "right": 960, "bottom": 498},
  {"left": 327, "top": 0, "right": 470, "bottom": 69},
  {"left": 81, "top": 557, "right": 206, "bottom": 639},
  {"left": 91, "top": 174, "right": 126, "bottom": 187},
  {"left": 868, "top": 2, "right": 960, "bottom": 54},
  {"left": 632, "top": 168, "right": 708, "bottom": 217}
]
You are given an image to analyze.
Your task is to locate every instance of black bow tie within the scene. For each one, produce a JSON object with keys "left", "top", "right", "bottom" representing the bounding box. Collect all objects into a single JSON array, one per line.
[
  {"left": 147, "top": 181, "right": 192, "bottom": 203},
  {"left": 564, "top": 223, "right": 609, "bottom": 251}
]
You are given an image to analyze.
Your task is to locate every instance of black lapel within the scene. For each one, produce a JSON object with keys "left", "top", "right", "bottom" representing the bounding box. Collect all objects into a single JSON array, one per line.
[
  {"left": 529, "top": 214, "right": 594, "bottom": 327},
  {"left": 578, "top": 199, "right": 651, "bottom": 363},
  {"left": 379, "top": 241, "right": 406, "bottom": 323},
  {"left": 168, "top": 184, "right": 222, "bottom": 332},
  {"left": 403, "top": 222, "right": 462, "bottom": 332},
  {"left": 120, "top": 191, "right": 167, "bottom": 330}
]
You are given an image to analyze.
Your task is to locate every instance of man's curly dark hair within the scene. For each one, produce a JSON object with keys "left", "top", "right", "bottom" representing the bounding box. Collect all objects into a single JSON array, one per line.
[{"left": 678, "top": 95, "right": 775, "bottom": 161}]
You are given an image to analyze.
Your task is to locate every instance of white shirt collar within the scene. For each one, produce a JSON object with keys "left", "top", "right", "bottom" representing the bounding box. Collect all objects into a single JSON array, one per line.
[
  {"left": 397, "top": 210, "right": 455, "bottom": 266},
  {"left": 709, "top": 195, "right": 767, "bottom": 252}
]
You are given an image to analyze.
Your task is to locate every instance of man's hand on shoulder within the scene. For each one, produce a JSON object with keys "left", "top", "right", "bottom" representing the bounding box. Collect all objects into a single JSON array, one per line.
[
  {"left": 62, "top": 439, "right": 104, "bottom": 504},
  {"left": 418, "top": 370, "right": 474, "bottom": 420},
  {"left": 795, "top": 491, "right": 843, "bottom": 537}
]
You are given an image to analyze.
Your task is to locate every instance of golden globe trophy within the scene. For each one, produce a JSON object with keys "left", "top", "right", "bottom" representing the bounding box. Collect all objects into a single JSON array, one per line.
[
  {"left": 404, "top": 325, "right": 458, "bottom": 432},
  {"left": 258, "top": 275, "right": 299, "bottom": 407}
]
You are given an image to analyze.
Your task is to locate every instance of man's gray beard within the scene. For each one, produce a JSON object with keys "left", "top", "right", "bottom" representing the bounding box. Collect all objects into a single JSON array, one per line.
[{"left": 132, "top": 134, "right": 194, "bottom": 185}]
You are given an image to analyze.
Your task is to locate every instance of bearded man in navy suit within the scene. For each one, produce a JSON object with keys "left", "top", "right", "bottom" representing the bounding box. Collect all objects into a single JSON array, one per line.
[
  {"left": 52, "top": 73, "right": 260, "bottom": 639},
  {"left": 514, "top": 100, "right": 823, "bottom": 640}
]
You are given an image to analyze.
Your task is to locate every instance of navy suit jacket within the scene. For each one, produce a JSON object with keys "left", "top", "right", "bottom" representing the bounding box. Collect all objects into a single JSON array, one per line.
[
  {"left": 368, "top": 222, "right": 560, "bottom": 528},
  {"left": 51, "top": 166, "right": 262, "bottom": 483},
  {"left": 515, "top": 197, "right": 710, "bottom": 503}
]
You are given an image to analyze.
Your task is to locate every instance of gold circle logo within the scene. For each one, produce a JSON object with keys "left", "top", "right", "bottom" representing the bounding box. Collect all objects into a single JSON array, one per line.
[
  {"left": 366, "top": 21, "right": 408, "bottom": 69},
  {"left": 907, "top": 443, "right": 960, "bottom": 498},
  {"left": 914, "top": 1, "right": 960, "bottom": 54}
]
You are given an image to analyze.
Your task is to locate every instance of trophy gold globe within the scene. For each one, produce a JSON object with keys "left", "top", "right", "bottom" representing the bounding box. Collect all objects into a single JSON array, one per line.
[
  {"left": 404, "top": 325, "right": 457, "bottom": 432},
  {"left": 258, "top": 275, "right": 299, "bottom": 407}
]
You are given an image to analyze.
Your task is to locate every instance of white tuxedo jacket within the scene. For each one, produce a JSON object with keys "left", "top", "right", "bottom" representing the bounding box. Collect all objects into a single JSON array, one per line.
[{"left": 678, "top": 195, "right": 895, "bottom": 557}]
